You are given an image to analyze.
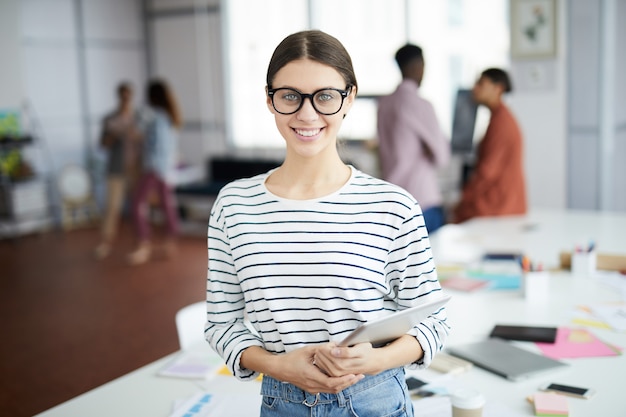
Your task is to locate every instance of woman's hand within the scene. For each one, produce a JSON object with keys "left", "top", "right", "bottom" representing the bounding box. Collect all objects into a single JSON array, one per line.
[
  {"left": 312, "top": 335, "right": 424, "bottom": 378},
  {"left": 241, "top": 345, "right": 364, "bottom": 394},
  {"left": 313, "top": 342, "right": 383, "bottom": 377}
]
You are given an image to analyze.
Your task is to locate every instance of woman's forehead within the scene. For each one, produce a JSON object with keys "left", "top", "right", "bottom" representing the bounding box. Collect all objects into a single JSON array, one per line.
[{"left": 272, "top": 59, "right": 345, "bottom": 90}]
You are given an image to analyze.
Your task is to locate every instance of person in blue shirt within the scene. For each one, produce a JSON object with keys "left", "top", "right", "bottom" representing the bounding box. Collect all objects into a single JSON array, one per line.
[{"left": 127, "top": 79, "right": 182, "bottom": 265}]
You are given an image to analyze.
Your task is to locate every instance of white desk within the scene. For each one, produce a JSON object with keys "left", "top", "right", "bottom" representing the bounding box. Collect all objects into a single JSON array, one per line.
[
  {"left": 35, "top": 348, "right": 261, "bottom": 417},
  {"left": 36, "top": 209, "right": 626, "bottom": 416},
  {"left": 431, "top": 208, "right": 626, "bottom": 269},
  {"left": 429, "top": 208, "right": 626, "bottom": 416}
]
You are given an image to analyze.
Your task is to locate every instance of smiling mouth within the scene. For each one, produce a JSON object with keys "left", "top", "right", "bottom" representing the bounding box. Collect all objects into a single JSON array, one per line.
[{"left": 294, "top": 128, "right": 322, "bottom": 137}]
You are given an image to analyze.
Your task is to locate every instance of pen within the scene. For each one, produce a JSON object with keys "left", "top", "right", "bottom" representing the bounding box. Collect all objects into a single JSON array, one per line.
[
  {"left": 587, "top": 240, "right": 595, "bottom": 252},
  {"left": 521, "top": 256, "right": 531, "bottom": 272}
]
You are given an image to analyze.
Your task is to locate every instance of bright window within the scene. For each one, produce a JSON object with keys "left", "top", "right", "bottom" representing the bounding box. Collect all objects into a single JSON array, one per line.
[{"left": 224, "top": 0, "right": 509, "bottom": 148}]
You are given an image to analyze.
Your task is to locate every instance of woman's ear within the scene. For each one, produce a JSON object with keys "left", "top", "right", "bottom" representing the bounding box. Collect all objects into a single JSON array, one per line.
[
  {"left": 265, "top": 86, "right": 275, "bottom": 114},
  {"left": 342, "top": 85, "right": 357, "bottom": 117}
]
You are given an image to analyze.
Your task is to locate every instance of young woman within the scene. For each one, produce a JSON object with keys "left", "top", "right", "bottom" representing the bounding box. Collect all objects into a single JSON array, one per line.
[
  {"left": 206, "top": 30, "right": 449, "bottom": 417},
  {"left": 127, "top": 79, "right": 182, "bottom": 265}
]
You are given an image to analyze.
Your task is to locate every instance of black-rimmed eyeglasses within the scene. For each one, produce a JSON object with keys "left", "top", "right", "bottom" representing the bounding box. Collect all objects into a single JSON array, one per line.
[{"left": 267, "top": 86, "right": 351, "bottom": 115}]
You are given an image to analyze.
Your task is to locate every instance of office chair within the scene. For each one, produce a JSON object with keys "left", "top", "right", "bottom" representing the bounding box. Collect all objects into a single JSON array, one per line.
[
  {"left": 56, "top": 164, "right": 99, "bottom": 230},
  {"left": 175, "top": 301, "right": 207, "bottom": 351},
  {"left": 176, "top": 301, "right": 259, "bottom": 351}
]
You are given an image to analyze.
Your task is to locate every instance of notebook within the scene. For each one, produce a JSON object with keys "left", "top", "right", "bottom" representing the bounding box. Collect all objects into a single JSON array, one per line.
[{"left": 447, "top": 338, "right": 568, "bottom": 381}]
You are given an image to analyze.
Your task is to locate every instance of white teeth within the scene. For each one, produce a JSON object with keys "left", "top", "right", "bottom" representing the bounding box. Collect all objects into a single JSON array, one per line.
[{"left": 295, "top": 129, "right": 320, "bottom": 137}]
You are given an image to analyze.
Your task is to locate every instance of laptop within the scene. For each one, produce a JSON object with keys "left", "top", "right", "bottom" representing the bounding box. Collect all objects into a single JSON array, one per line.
[{"left": 447, "top": 338, "right": 568, "bottom": 381}]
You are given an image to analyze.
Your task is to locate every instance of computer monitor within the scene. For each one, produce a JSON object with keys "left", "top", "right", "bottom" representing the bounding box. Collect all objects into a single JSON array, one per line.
[
  {"left": 339, "top": 96, "right": 379, "bottom": 141},
  {"left": 450, "top": 89, "right": 478, "bottom": 154}
]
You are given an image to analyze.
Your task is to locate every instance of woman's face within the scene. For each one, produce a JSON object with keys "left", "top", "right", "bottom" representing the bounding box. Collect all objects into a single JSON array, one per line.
[
  {"left": 267, "top": 59, "right": 355, "bottom": 160},
  {"left": 472, "top": 75, "right": 500, "bottom": 105}
]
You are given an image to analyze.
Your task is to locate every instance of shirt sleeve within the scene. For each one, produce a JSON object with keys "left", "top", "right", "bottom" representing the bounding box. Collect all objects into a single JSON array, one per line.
[
  {"left": 382, "top": 94, "right": 450, "bottom": 187},
  {"left": 386, "top": 200, "right": 450, "bottom": 368},
  {"left": 408, "top": 99, "right": 451, "bottom": 169},
  {"left": 205, "top": 192, "right": 264, "bottom": 380}
]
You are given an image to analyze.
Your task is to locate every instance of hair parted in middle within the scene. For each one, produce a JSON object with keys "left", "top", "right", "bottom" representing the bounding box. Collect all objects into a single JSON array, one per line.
[{"left": 266, "top": 30, "right": 358, "bottom": 93}]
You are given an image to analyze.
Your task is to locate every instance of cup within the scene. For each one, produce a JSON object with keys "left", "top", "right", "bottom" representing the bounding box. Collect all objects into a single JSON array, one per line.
[
  {"left": 451, "top": 388, "right": 485, "bottom": 417},
  {"left": 522, "top": 271, "right": 550, "bottom": 303},
  {"left": 571, "top": 250, "right": 597, "bottom": 278}
]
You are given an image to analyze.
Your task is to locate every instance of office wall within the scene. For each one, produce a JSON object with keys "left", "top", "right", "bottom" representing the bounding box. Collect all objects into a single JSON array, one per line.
[
  {"left": 17, "top": 0, "right": 146, "bottom": 181},
  {"left": 616, "top": 0, "right": 626, "bottom": 210},
  {"left": 509, "top": 0, "right": 567, "bottom": 210},
  {"left": 567, "top": 0, "right": 626, "bottom": 211},
  {"left": 146, "top": 0, "right": 227, "bottom": 178},
  {"left": 14, "top": 0, "right": 147, "bottom": 217},
  {"left": 0, "top": 0, "right": 23, "bottom": 111}
]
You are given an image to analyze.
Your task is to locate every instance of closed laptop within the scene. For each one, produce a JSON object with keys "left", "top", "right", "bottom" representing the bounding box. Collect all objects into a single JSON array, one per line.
[{"left": 447, "top": 338, "right": 568, "bottom": 381}]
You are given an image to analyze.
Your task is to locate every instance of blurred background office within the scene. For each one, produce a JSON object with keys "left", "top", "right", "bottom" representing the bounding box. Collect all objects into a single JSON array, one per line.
[
  {"left": 1, "top": 0, "right": 625, "bottom": 241},
  {"left": 0, "top": 1, "right": 625, "bottom": 416}
]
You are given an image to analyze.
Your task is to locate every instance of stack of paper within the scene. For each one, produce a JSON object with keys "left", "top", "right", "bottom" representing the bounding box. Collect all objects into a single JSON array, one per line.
[
  {"left": 533, "top": 392, "right": 568, "bottom": 416},
  {"left": 158, "top": 351, "right": 225, "bottom": 379},
  {"left": 440, "top": 276, "right": 490, "bottom": 292},
  {"left": 590, "top": 304, "right": 626, "bottom": 332},
  {"left": 429, "top": 352, "right": 473, "bottom": 375},
  {"left": 169, "top": 392, "right": 261, "bottom": 417},
  {"left": 536, "top": 327, "right": 621, "bottom": 359}
]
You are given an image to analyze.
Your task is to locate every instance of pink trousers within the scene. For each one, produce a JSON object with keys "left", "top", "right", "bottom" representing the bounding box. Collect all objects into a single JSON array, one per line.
[{"left": 131, "top": 172, "right": 178, "bottom": 240}]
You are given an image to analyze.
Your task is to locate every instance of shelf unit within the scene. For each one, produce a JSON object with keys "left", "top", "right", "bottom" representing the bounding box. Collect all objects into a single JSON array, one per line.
[{"left": 0, "top": 135, "right": 54, "bottom": 238}]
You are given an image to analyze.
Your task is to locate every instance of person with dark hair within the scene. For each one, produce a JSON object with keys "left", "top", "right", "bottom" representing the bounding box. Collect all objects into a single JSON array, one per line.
[
  {"left": 377, "top": 44, "right": 450, "bottom": 234},
  {"left": 94, "top": 82, "right": 141, "bottom": 259},
  {"left": 205, "top": 30, "right": 449, "bottom": 417},
  {"left": 452, "top": 67, "right": 527, "bottom": 222},
  {"left": 127, "top": 79, "right": 182, "bottom": 265}
]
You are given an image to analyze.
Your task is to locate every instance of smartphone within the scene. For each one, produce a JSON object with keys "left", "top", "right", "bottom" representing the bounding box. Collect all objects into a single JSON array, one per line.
[
  {"left": 490, "top": 324, "right": 558, "bottom": 343},
  {"left": 405, "top": 377, "right": 427, "bottom": 393},
  {"left": 539, "top": 383, "right": 595, "bottom": 399}
]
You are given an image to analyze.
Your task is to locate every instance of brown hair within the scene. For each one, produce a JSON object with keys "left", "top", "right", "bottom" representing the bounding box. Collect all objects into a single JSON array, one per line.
[
  {"left": 147, "top": 79, "right": 182, "bottom": 128},
  {"left": 266, "top": 30, "right": 358, "bottom": 93},
  {"left": 481, "top": 68, "right": 513, "bottom": 93}
]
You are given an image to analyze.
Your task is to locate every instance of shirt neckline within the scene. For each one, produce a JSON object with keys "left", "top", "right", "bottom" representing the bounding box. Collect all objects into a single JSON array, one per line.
[{"left": 262, "top": 165, "right": 356, "bottom": 204}]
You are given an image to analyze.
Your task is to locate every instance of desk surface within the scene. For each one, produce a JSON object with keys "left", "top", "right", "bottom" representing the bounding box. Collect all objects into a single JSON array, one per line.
[
  {"left": 431, "top": 208, "right": 626, "bottom": 268},
  {"left": 36, "top": 209, "right": 626, "bottom": 417},
  {"left": 431, "top": 209, "right": 626, "bottom": 416},
  {"left": 35, "top": 349, "right": 261, "bottom": 417}
]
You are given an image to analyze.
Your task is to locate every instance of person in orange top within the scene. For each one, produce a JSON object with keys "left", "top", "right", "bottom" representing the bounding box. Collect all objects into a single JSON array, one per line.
[{"left": 452, "top": 68, "right": 527, "bottom": 223}]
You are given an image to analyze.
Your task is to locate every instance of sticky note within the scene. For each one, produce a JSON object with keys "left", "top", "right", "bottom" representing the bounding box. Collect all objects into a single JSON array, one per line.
[
  {"left": 533, "top": 392, "right": 569, "bottom": 416},
  {"left": 568, "top": 329, "right": 593, "bottom": 343}
]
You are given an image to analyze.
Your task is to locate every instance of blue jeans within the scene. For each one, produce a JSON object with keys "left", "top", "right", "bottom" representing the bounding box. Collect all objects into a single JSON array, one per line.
[
  {"left": 259, "top": 367, "right": 414, "bottom": 417},
  {"left": 422, "top": 206, "right": 445, "bottom": 234}
]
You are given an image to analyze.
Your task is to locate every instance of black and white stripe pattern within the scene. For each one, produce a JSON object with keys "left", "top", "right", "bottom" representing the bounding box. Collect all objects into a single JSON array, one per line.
[{"left": 206, "top": 167, "right": 449, "bottom": 379}]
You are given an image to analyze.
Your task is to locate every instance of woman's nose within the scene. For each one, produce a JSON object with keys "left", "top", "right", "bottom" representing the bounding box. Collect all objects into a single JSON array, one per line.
[{"left": 296, "top": 96, "right": 319, "bottom": 121}]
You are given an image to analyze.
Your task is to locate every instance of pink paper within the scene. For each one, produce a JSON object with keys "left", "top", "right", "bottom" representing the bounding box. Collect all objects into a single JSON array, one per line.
[
  {"left": 536, "top": 327, "right": 620, "bottom": 359},
  {"left": 534, "top": 392, "right": 569, "bottom": 415}
]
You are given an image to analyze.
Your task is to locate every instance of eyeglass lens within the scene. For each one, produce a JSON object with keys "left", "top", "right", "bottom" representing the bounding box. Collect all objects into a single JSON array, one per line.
[{"left": 271, "top": 88, "right": 345, "bottom": 115}]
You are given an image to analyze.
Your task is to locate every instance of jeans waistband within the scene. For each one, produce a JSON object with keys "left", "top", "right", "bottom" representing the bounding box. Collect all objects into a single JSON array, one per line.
[{"left": 260, "top": 367, "right": 404, "bottom": 407}]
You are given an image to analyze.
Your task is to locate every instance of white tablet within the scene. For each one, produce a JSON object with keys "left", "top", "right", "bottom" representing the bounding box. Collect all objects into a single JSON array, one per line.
[{"left": 338, "top": 294, "right": 451, "bottom": 347}]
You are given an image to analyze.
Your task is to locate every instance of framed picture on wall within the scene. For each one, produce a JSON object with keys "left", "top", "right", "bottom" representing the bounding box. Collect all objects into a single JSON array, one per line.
[{"left": 510, "top": 0, "right": 557, "bottom": 59}]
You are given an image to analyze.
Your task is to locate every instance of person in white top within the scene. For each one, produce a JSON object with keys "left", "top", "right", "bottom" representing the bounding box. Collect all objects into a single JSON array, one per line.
[{"left": 205, "top": 30, "right": 449, "bottom": 417}]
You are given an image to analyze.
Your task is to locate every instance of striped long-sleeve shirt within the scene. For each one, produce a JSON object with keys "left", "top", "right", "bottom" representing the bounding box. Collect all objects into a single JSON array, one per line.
[{"left": 205, "top": 166, "right": 449, "bottom": 380}]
